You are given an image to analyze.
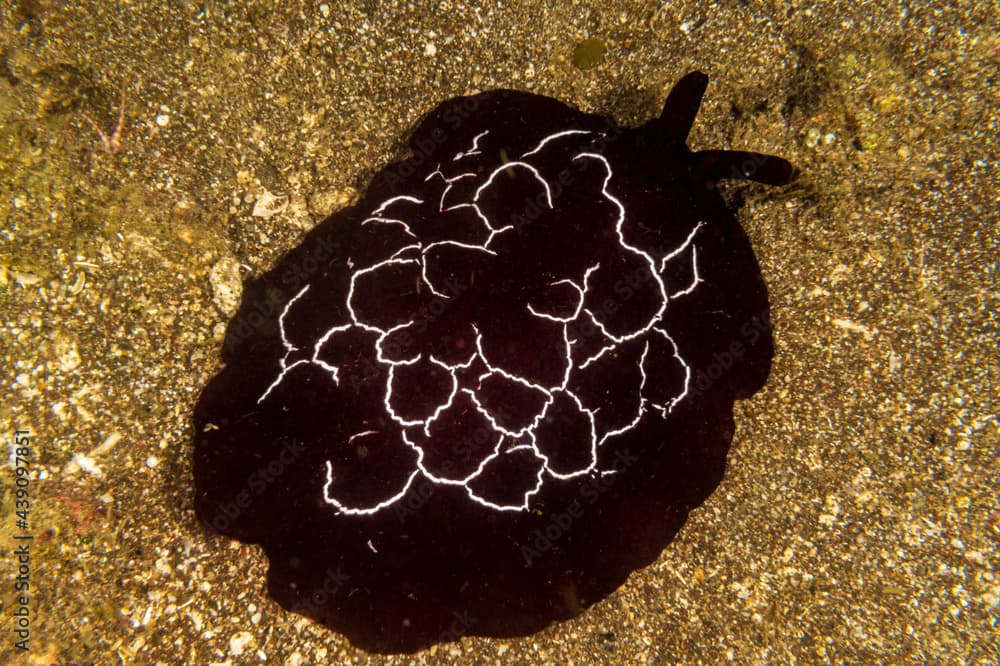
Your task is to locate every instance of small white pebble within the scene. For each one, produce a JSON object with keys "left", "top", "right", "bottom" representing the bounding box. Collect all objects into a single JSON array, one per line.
[
  {"left": 146, "top": 455, "right": 160, "bottom": 468},
  {"left": 209, "top": 256, "right": 244, "bottom": 317},
  {"left": 91, "top": 432, "right": 122, "bottom": 457},
  {"left": 186, "top": 610, "right": 203, "bottom": 632},
  {"left": 251, "top": 190, "right": 289, "bottom": 218},
  {"left": 155, "top": 114, "right": 170, "bottom": 127},
  {"left": 155, "top": 556, "right": 172, "bottom": 576},
  {"left": 424, "top": 41, "right": 437, "bottom": 57},
  {"left": 65, "top": 453, "right": 103, "bottom": 478},
  {"left": 319, "top": 3, "right": 330, "bottom": 17},
  {"left": 229, "top": 630, "right": 255, "bottom": 657}
]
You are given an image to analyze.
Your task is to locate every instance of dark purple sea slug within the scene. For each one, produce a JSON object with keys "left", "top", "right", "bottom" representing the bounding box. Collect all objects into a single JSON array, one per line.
[{"left": 193, "top": 71, "right": 792, "bottom": 653}]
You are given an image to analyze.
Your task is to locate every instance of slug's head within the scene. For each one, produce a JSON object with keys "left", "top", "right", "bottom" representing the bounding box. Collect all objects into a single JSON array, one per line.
[{"left": 648, "top": 71, "right": 794, "bottom": 187}]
